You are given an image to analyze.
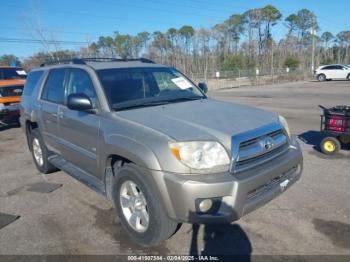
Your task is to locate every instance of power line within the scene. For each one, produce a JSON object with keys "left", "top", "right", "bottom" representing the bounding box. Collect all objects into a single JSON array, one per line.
[
  {"left": 90, "top": 0, "right": 232, "bottom": 20},
  {"left": 1, "top": 1, "right": 345, "bottom": 36},
  {"left": 0, "top": 26, "right": 97, "bottom": 35},
  {"left": 0, "top": 37, "right": 87, "bottom": 45},
  {"left": 0, "top": 0, "right": 347, "bottom": 51},
  {"left": 0, "top": 3, "right": 193, "bottom": 26},
  {"left": 0, "top": 26, "right": 100, "bottom": 39}
]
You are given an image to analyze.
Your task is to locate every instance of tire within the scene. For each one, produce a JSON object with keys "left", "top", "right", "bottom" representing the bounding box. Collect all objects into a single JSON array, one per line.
[
  {"left": 30, "top": 128, "right": 58, "bottom": 174},
  {"left": 317, "top": 74, "right": 326, "bottom": 82},
  {"left": 112, "top": 163, "right": 179, "bottom": 246},
  {"left": 320, "top": 137, "right": 341, "bottom": 155},
  {"left": 347, "top": 74, "right": 350, "bottom": 81},
  {"left": 338, "top": 135, "right": 350, "bottom": 145}
]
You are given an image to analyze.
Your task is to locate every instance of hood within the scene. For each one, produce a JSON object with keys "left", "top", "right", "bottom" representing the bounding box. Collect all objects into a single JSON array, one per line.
[{"left": 116, "top": 98, "right": 278, "bottom": 148}]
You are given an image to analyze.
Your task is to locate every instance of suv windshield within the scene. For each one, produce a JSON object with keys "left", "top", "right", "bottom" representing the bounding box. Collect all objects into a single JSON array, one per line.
[
  {"left": 97, "top": 67, "right": 205, "bottom": 111},
  {"left": 0, "top": 68, "right": 27, "bottom": 80}
]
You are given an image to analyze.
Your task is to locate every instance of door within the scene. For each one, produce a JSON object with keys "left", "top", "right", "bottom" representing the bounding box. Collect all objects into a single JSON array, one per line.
[
  {"left": 332, "top": 65, "right": 347, "bottom": 79},
  {"left": 322, "top": 66, "right": 336, "bottom": 79},
  {"left": 58, "top": 68, "right": 100, "bottom": 177},
  {"left": 39, "top": 68, "right": 66, "bottom": 154}
]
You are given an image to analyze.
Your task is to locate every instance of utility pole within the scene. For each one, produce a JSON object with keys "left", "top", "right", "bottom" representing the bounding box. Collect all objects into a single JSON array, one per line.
[
  {"left": 85, "top": 33, "right": 90, "bottom": 57},
  {"left": 311, "top": 18, "right": 316, "bottom": 72},
  {"left": 271, "top": 41, "right": 274, "bottom": 79}
]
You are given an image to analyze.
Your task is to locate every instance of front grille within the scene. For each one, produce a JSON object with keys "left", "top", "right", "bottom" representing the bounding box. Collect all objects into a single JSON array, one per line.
[
  {"left": 239, "top": 129, "right": 283, "bottom": 148},
  {"left": 236, "top": 143, "right": 289, "bottom": 169},
  {"left": 0, "top": 85, "right": 23, "bottom": 97},
  {"left": 231, "top": 124, "right": 289, "bottom": 174}
]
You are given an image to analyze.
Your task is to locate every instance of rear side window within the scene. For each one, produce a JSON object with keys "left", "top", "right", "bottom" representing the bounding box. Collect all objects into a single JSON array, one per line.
[
  {"left": 322, "top": 65, "right": 343, "bottom": 70},
  {"left": 41, "top": 69, "right": 66, "bottom": 104},
  {"left": 23, "top": 71, "right": 44, "bottom": 96}
]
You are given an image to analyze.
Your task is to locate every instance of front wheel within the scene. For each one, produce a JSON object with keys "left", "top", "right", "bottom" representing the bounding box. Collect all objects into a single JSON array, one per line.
[
  {"left": 112, "top": 163, "right": 179, "bottom": 246},
  {"left": 320, "top": 137, "right": 340, "bottom": 155},
  {"left": 347, "top": 74, "right": 350, "bottom": 81},
  {"left": 317, "top": 74, "right": 326, "bottom": 82}
]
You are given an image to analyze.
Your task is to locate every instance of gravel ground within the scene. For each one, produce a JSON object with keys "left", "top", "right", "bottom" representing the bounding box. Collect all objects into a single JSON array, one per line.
[{"left": 0, "top": 80, "right": 349, "bottom": 257}]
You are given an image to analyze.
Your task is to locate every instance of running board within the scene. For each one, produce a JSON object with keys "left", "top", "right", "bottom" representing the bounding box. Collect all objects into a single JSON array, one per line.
[{"left": 48, "top": 155, "right": 106, "bottom": 196}]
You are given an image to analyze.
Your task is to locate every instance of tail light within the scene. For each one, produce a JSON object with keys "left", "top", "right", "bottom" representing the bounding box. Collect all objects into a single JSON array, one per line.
[{"left": 328, "top": 116, "right": 346, "bottom": 132}]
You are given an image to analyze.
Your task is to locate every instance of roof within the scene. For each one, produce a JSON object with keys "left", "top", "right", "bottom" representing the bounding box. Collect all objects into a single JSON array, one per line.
[
  {"left": 39, "top": 58, "right": 167, "bottom": 71},
  {"left": 86, "top": 61, "right": 167, "bottom": 70},
  {"left": 319, "top": 64, "right": 347, "bottom": 67}
]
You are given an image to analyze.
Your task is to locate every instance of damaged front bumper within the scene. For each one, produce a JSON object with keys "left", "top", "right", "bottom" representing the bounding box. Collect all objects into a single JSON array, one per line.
[
  {"left": 147, "top": 137, "right": 303, "bottom": 223},
  {"left": 0, "top": 103, "right": 20, "bottom": 124}
]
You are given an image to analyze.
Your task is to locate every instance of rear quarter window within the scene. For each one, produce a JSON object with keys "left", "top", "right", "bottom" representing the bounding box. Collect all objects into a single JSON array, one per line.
[
  {"left": 41, "top": 69, "right": 66, "bottom": 104},
  {"left": 23, "top": 70, "right": 45, "bottom": 96}
]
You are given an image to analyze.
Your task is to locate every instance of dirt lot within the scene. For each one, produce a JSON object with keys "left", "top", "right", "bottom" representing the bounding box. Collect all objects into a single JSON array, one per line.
[{"left": 0, "top": 80, "right": 350, "bottom": 257}]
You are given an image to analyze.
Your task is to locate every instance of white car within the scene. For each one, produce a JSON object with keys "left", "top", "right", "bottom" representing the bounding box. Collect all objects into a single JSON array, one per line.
[{"left": 315, "top": 64, "right": 350, "bottom": 81}]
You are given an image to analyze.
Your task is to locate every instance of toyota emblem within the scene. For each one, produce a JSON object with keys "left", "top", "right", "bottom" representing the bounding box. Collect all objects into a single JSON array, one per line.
[{"left": 261, "top": 136, "right": 275, "bottom": 151}]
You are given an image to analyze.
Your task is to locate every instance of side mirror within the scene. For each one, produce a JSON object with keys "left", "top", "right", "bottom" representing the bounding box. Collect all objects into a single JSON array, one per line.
[
  {"left": 198, "top": 82, "right": 208, "bottom": 94},
  {"left": 67, "top": 93, "right": 93, "bottom": 112}
]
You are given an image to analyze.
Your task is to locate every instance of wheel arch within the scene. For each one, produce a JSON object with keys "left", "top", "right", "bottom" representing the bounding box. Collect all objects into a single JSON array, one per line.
[
  {"left": 317, "top": 73, "right": 327, "bottom": 81},
  {"left": 102, "top": 134, "right": 162, "bottom": 171},
  {"left": 102, "top": 135, "right": 162, "bottom": 199},
  {"left": 25, "top": 120, "right": 38, "bottom": 150}
]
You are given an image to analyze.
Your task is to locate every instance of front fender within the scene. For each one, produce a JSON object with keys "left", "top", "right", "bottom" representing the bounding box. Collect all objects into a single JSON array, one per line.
[{"left": 102, "top": 134, "right": 162, "bottom": 171}]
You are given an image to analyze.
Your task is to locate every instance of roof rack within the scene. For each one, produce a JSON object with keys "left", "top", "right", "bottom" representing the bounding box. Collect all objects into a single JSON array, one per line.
[{"left": 40, "top": 57, "right": 155, "bottom": 67}]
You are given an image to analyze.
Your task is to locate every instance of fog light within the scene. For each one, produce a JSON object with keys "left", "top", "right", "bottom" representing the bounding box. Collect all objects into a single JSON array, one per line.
[{"left": 198, "top": 199, "right": 213, "bottom": 213}]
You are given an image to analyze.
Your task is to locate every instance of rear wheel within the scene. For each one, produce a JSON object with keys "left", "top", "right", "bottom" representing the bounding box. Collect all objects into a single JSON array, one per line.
[
  {"left": 112, "top": 163, "right": 179, "bottom": 246},
  {"left": 30, "top": 129, "right": 58, "bottom": 174},
  {"left": 339, "top": 135, "right": 350, "bottom": 145},
  {"left": 317, "top": 74, "right": 326, "bottom": 82},
  {"left": 321, "top": 137, "right": 340, "bottom": 155}
]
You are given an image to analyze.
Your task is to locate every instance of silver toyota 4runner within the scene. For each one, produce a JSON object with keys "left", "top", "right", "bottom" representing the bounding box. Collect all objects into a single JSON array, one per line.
[{"left": 20, "top": 58, "right": 303, "bottom": 246}]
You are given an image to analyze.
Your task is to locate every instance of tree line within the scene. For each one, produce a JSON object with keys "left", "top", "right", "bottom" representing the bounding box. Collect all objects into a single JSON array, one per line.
[{"left": 1, "top": 5, "right": 350, "bottom": 76}]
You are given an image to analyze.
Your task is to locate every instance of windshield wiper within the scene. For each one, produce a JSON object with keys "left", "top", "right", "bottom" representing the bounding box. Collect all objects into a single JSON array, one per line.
[
  {"left": 166, "top": 96, "right": 205, "bottom": 103},
  {"left": 114, "top": 96, "right": 205, "bottom": 111},
  {"left": 114, "top": 101, "right": 170, "bottom": 111}
]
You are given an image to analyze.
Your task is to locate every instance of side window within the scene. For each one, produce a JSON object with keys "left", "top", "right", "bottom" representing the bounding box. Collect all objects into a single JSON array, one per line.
[
  {"left": 41, "top": 69, "right": 66, "bottom": 104},
  {"left": 334, "top": 65, "right": 343, "bottom": 70},
  {"left": 322, "top": 66, "right": 334, "bottom": 70},
  {"left": 66, "top": 69, "right": 98, "bottom": 108},
  {"left": 23, "top": 71, "right": 44, "bottom": 96}
]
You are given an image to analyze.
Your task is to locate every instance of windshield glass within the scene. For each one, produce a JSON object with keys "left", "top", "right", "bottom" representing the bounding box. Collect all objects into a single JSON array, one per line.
[
  {"left": 97, "top": 67, "right": 205, "bottom": 110},
  {"left": 0, "top": 68, "right": 27, "bottom": 80}
]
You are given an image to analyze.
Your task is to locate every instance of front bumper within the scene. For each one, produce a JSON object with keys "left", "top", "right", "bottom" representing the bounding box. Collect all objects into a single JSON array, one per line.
[
  {"left": 0, "top": 103, "right": 20, "bottom": 124},
  {"left": 149, "top": 137, "right": 303, "bottom": 223}
]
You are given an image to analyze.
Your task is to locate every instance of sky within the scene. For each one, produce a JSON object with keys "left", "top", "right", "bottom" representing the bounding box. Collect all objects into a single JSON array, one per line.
[{"left": 0, "top": 0, "right": 349, "bottom": 58}]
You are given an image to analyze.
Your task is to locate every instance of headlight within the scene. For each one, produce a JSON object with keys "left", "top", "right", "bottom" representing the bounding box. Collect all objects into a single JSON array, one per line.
[
  {"left": 169, "top": 141, "right": 230, "bottom": 169},
  {"left": 279, "top": 115, "right": 291, "bottom": 138}
]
